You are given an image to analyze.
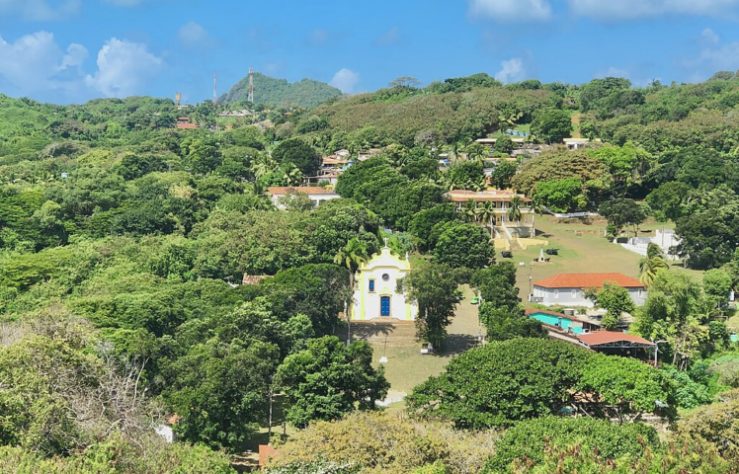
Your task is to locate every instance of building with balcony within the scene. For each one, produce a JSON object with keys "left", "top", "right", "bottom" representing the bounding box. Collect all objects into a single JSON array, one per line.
[{"left": 446, "top": 189, "right": 535, "bottom": 237}]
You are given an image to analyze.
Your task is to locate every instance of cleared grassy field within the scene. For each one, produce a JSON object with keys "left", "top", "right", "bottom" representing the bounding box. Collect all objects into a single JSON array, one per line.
[
  {"left": 348, "top": 285, "right": 483, "bottom": 393},
  {"left": 509, "top": 215, "right": 703, "bottom": 303}
]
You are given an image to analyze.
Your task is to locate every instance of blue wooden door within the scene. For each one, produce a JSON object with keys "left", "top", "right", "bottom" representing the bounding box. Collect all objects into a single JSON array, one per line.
[{"left": 380, "top": 296, "right": 391, "bottom": 317}]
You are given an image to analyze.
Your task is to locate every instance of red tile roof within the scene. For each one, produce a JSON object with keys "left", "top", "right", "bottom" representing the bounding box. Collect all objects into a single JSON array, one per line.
[
  {"left": 533, "top": 273, "right": 643, "bottom": 289},
  {"left": 577, "top": 331, "right": 654, "bottom": 347},
  {"left": 175, "top": 122, "right": 198, "bottom": 129},
  {"left": 267, "top": 186, "right": 337, "bottom": 196},
  {"left": 446, "top": 189, "right": 531, "bottom": 203}
]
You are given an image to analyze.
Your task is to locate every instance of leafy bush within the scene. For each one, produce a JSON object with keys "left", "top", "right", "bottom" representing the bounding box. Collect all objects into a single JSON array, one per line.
[
  {"left": 483, "top": 416, "right": 659, "bottom": 473},
  {"left": 268, "top": 411, "right": 497, "bottom": 474},
  {"left": 709, "top": 354, "right": 739, "bottom": 388},
  {"left": 676, "top": 389, "right": 739, "bottom": 466},
  {"left": 406, "top": 339, "right": 591, "bottom": 428}
]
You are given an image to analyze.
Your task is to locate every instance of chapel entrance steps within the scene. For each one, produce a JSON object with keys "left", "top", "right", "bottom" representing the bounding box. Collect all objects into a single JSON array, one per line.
[{"left": 338, "top": 320, "right": 415, "bottom": 344}]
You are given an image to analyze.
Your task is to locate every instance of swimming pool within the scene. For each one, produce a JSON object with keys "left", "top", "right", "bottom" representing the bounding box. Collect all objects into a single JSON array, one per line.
[{"left": 527, "top": 311, "right": 585, "bottom": 334}]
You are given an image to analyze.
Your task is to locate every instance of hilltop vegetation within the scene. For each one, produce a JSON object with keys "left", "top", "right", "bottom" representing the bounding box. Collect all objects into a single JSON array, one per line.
[
  {"left": 220, "top": 72, "right": 342, "bottom": 109},
  {"left": 0, "top": 70, "right": 738, "bottom": 471}
]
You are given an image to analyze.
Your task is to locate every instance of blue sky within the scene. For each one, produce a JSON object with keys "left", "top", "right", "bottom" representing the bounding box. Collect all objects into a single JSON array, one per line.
[{"left": 0, "top": 0, "right": 737, "bottom": 104}]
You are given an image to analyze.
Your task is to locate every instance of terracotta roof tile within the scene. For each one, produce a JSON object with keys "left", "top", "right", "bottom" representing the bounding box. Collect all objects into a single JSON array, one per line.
[
  {"left": 533, "top": 273, "right": 643, "bottom": 289},
  {"left": 577, "top": 331, "right": 654, "bottom": 347}
]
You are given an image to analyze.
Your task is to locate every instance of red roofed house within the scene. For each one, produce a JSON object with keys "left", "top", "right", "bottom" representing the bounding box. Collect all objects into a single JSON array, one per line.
[
  {"left": 175, "top": 117, "right": 198, "bottom": 129},
  {"left": 531, "top": 272, "right": 646, "bottom": 308}
]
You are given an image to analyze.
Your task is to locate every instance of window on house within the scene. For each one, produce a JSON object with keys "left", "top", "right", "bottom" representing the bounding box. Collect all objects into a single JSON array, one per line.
[
  {"left": 369, "top": 279, "right": 375, "bottom": 292},
  {"left": 382, "top": 273, "right": 390, "bottom": 281},
  {"left": 554, "top": 289, "right": 559, "bottom": 299}
]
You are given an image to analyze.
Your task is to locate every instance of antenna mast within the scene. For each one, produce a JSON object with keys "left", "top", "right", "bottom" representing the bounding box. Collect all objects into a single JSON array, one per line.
[
  {"left": 247, "top": 66, "right": 255, "bottom": 104},
  {"left": 212, "top": 73, "right": 218, "bottom": 103}
]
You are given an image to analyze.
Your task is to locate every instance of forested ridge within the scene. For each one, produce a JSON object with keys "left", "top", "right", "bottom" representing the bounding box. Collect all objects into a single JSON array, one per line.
[
  {"left": 220, "top": 72, "right": 342, "bottom": 109},
  {"left": 1, "top": 71, "right": 738, "bottom": 472}
]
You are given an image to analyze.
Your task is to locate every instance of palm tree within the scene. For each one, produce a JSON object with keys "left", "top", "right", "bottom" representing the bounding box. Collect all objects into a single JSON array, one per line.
[
  {"left": 334, "top": 238, "right": 370, "bottom": 345},
  {"left": 507, "top": 196, "right": 523, "bottom": 224},
  {"left": 479, "top": 201, "right": 496, "bottom": 239},
  {"left": 462, "top": 200, "right": 479, "bottom": 223},
  {"left": 639, "top": 243, "right": 669, "bottom": 287}
]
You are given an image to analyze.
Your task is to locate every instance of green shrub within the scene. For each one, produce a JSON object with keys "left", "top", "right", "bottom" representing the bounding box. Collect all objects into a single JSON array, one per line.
[
  {"left": 483, "top": 417, "right": 659, "bottom": 473},
  {"left": 406, "top": 339, "right": 591, "bottom": 428}
]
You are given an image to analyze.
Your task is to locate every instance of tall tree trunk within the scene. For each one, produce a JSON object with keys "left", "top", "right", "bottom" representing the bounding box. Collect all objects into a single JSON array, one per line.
[{"left": 346, "top": 272, "right": 353, "bottom": 346}]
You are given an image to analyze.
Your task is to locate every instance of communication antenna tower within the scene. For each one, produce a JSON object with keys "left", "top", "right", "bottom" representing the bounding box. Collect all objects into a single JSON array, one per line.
[
  {"left": 213, "top": 73, "right": 218, "bottom": 103},
  {"left": 247, "top": 66, "right": 255, "bottom": 104}
]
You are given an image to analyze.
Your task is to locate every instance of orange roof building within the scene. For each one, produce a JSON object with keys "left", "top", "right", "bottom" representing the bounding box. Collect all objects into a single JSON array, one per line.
[
  {"left": 531, "top": 273, "right": 646, "bottom": 308},
  {"left": 175, "top": 117, "right": 198, "bottom": 129},
  {"left": 534, "top": 273, "right": 644, "bottom": 289}
]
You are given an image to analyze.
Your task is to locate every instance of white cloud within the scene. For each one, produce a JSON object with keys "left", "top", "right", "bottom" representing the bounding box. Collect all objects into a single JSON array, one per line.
[
  {"left": 85, "top": 38, "right": 163, "bottom": 98},
  {"left": 0, "top": 0, "right": 80, "bottom": 21},
  {"left": 495, "top": 58, "right": 526, "bottom": 83},
  {"left": 178, "top": 21, "right": 210, "bottom": 48},
  {"left": 376, "top": 27, "right": 400, "bottom": 46},
  {"left": 681, "top": 28, "right": 739, "bottom": 80},
  {"left": 469, "top": 0, "right": 552, "bottom": 21},
  {"left": 597, "top": 66, "right": 630, "bottom": 79},
  {"left": 569, "top": 0, "right": 739, "bottom": 19},
  {"left": 700, "top": 27, "right": 720, "bottom": 45},
  {"left": 103, "top": 0, "right": 144, "bottom": 6},
  {"left": 60, "top": 43, "right": 88, "bottom": 69},
  {"left": 329, "top": 68, "right": 359, "bottom": 94},
  {"left": 308, "top": 29, "right": 329, "bottom": 46},
  {"left": 0, "top": 31, "right": 86, "bottom": 95},
  {"left": 686, "top": 41, "right": 739, "bottom": 76}
]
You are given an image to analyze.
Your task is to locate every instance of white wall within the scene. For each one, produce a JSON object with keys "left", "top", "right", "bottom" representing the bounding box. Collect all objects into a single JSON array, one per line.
[
  {"left": 533, "top": 286, "right": 646, "bottom": 307},
  {"left": 353, "top": 266, "right": 416, "bottom": 320}
]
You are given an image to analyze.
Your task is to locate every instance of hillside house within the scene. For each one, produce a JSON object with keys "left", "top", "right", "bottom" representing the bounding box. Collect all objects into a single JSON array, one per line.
[
  {"left": 563, "top": 137, "right": 589, "bottom": 149},
  {"left": 267, "top": 186, "right": 340, "bottom": 210},
  {"left": 531, "top": 272, "right": 646, "bottom": 307},
  {"left": 446, "top": 189, "right": 535, "bottom": 237},
  {"left": 175, "top": 117, "right": 198, "bottom": 129}
]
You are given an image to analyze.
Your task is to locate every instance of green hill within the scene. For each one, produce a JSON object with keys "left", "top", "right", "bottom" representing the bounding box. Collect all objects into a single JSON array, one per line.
[{"left": 220, "top": 72, "right": 342, "bottom": 109}]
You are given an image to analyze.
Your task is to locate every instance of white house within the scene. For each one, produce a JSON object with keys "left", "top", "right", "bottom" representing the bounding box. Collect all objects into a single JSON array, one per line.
[
  {"left": 351, "top": 243, "right": 418, "bottom": 321},
  {"left": 563, "top": 138, "right": 590, "bottom": 150},
  {"left": 531, "top": 272, "right": 646, "bottom": 308},
  {"left": 620, "top": 229, "right": 681, "bottom": 261},
  {"left": 267, "top": 186, "right": 340, "bottom": 210}
]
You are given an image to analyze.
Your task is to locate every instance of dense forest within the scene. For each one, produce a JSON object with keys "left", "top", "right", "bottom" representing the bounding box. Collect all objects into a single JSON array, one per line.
[{"left": 0, "top": 71, "right": 738, "bottom": 472}]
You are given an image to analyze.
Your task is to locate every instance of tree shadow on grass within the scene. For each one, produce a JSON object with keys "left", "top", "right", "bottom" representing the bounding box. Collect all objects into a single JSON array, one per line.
[
  {"left": 439, "top": 334, "right": 480, "bottom": 356},
  {"left": 350, "top": 322, "right": 396, "bottom": 340},
  {"left": 335, "top": 322, "right": 398, "bottom": 342}
]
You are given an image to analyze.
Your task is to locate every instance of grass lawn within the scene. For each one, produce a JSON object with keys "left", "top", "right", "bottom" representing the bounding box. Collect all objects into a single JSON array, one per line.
[
  {"left": 348, "top": 285, "right": 483, "bottom": 394},
  {"left": 507, "top": 215, "right": 704, "bottom": 303}
]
